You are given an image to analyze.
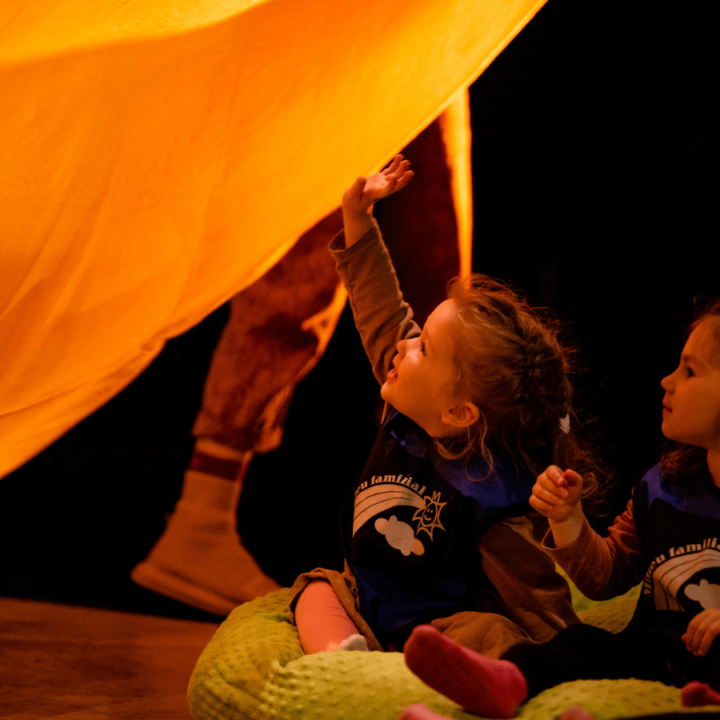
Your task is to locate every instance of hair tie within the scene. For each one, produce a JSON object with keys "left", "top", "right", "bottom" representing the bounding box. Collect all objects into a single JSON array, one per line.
[{"left": 559, "top": 413, "right": 571, "bottom": 435}]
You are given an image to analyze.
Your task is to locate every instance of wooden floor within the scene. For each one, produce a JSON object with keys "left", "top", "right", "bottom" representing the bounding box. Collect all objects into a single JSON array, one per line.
[{"left": 0, "top": 597, "right": 219, "bottom": 720}]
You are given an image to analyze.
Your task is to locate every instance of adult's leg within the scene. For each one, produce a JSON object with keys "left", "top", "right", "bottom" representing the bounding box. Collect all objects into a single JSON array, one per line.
[
  {"left": 503, "top": 624, "right": 684, "bottom": 700},
  {"left": 131, "top": 209, "right": 345, "bottom": 615},
  {"left": 132, "top": 94, "right": 473, "bottom": 615}
]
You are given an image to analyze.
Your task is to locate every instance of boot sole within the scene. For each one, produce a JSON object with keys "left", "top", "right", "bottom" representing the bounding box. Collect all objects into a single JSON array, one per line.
[{"left": 130, "top": 560, "right": 243, "bottom": 616}]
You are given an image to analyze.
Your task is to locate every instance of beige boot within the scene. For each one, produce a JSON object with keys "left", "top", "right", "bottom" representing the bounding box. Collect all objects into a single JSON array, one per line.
[{"left": 131, "top": 455, "right": 281, "bottom": 615}]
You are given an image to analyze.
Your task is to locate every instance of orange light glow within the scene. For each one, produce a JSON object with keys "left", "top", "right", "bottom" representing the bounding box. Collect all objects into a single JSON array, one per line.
[{"left": 0, "top": 0, "right": 547, "bottom": 478}]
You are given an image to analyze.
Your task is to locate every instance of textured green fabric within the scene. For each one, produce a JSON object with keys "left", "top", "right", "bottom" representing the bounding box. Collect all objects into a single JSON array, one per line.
[
  {"left": 187, "top": 584, "right": 702, "bottom": 720},
  {"left": 188, "top": 589, "right": 303, "bottom": 720},
  {"left": 520, "top": 679, "right": 681, "bottom": 720},
  {"left": 556, "top": 566, "right": 641, "bottom": 617}
]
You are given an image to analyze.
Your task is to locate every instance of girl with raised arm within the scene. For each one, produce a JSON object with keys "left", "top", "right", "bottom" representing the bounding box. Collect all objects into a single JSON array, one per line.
[{"left": 290, "top": 156, "right": 599, "bottom": 664}]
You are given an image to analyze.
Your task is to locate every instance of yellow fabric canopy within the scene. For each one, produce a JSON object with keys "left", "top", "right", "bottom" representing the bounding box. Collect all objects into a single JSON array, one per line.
[{"left": 0, "top": 0, "right": 546, "bottom": 479}]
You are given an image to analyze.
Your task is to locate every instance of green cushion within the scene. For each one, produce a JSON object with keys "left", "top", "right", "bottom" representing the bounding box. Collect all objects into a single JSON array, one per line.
[{"left": 188, "top": 584, "right": 697, "bottom": 720}]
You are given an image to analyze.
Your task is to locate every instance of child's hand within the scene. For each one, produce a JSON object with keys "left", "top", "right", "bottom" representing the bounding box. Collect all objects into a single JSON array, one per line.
[
  {"left": 342, "top": 155, "right": 413, "bottom": 226},
  {"left": 530, "top": 465, "right": 583, "bottom": 523},
  {"left": 682, "top": 609, "right": 720, "bottom": 656},
  {"left": 343, "top": 154, "right": 413, "bottom": 219}
]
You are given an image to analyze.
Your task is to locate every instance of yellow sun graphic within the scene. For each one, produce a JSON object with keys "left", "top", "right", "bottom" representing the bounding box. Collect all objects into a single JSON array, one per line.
[{"left": 413, "top": 491, "right": 446, "bottom": 539}]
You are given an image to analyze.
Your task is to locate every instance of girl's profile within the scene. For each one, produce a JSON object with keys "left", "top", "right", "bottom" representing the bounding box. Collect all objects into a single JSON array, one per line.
[{"left": 290, "top": 155, "right": 601, "bottom": 660}]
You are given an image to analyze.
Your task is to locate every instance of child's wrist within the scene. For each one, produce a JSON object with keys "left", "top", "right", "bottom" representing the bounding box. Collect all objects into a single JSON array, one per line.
[
  {"left": 548, "top": 507, "right": 585, "bottom": 547},
  {"left": 342, "top": 211, "right": 376, "bottom": 248},
  {"left": 342, "top": 207, "right": 373, "bottom": 222}
]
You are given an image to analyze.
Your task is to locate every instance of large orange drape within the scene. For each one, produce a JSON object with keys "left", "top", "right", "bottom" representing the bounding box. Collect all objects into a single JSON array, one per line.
[{"left": 0, "top": 0, "right": 547, "bottom": 479}]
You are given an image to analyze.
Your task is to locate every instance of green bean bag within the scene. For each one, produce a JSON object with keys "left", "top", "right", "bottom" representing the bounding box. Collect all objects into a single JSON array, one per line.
[{"left": 187, "top": 580, "right": 704, "bottom": 720}]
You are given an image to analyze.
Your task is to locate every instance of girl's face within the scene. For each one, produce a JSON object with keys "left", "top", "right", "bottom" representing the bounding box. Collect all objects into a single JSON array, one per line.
[
  {"left": 381, "top": 299, "right": 471, "bottom": 437},
  {"left": 661, "top": 318, "right": 720, "bottom": 452}
]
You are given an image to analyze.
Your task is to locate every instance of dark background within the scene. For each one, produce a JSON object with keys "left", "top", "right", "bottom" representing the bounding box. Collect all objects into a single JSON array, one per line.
[{"left": 0, "top": 0, "right": 714, "bottom": 621}]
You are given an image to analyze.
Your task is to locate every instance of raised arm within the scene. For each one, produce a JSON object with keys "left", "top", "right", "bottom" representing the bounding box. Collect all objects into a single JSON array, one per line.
[
  {"left": 341, "top": 155, "right": 413, "bottom": 248},
  {"left": 331, "top": 156, "right": 419, "bottom": 386}
]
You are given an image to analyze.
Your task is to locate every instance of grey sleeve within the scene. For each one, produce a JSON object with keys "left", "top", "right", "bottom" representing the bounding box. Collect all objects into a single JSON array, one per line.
[{"left": 330, "top": 222, "right": 421, "bottom": 386}]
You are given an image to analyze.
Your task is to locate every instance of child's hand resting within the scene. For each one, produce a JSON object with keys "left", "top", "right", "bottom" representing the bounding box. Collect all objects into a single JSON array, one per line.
[
  {"left": 342, "top": 154, "right": 413, "bottom": 247},
  {"left": 530, "top": 465, "right": 583, "bottom": 522},
  {"left": 529, "top": 465, "right": 585, "bottom": 546},
  {"left": 682, "top": 608, "right": 720, "bottom": 657}
]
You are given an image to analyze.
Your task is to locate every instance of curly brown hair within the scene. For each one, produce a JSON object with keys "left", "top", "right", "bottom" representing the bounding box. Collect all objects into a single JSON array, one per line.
[
  {"left": 659, "top": 296, "right": 720, "bottom": 484},
  {"left": 435, "top": 273, "right": 602, "bottom": 504}
]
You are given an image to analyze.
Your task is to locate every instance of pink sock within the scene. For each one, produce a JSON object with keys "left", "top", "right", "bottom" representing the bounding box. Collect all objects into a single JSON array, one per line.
[
  {"left": 558, "top": 706, "right": 594, "bottom": 720},
  {"left": 399, "top": 704, "right": 452, "bottom": 720},
  {"left": 681, "top": 681, "right": 720, "bottom": 707},
  {"left": 403, "top": 625, "right": 528, "bottom": 719}
]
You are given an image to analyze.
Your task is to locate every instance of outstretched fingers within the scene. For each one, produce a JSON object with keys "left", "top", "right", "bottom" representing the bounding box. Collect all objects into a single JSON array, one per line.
[
  {"left": 380, "top": 155, "right": 413, "bottom": 193},
  {"left": 342, "top": 155, "right": 414, "bottom": 222},
  {"left": 393, "top": 161, "right": 414, "bottom": 192},
  {"left": 383, "top": 154, "right": 404, "bottom": 176}
]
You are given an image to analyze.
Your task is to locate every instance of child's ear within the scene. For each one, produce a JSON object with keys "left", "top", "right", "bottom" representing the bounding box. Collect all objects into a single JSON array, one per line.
[{"left": 443, "top": 400, "right": 480, "bottom": 429}]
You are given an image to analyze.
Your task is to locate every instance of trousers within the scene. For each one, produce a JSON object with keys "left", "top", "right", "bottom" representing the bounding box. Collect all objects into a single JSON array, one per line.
[{"left": 503, "top": 623, "right": 720, "bottom": 698}]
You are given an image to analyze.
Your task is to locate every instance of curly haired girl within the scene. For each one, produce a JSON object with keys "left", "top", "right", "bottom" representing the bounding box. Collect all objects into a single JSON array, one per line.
[
  {"left": 402, "top": 298, "right": 720, "bottom": 719},
  {"left": 290, "top": 155, "right": 601, "bottom": 661}
]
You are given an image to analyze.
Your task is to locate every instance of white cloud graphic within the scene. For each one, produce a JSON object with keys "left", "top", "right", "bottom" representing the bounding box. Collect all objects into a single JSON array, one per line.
[
  {"left": 651, "top": 548, "right": 720, "bottom": 611},
  {"left": 685, "top": 578, "right": 720, "bottom": 609},
  {"left": 375, "top": 515, "right": 424, "bottom": 556}
]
